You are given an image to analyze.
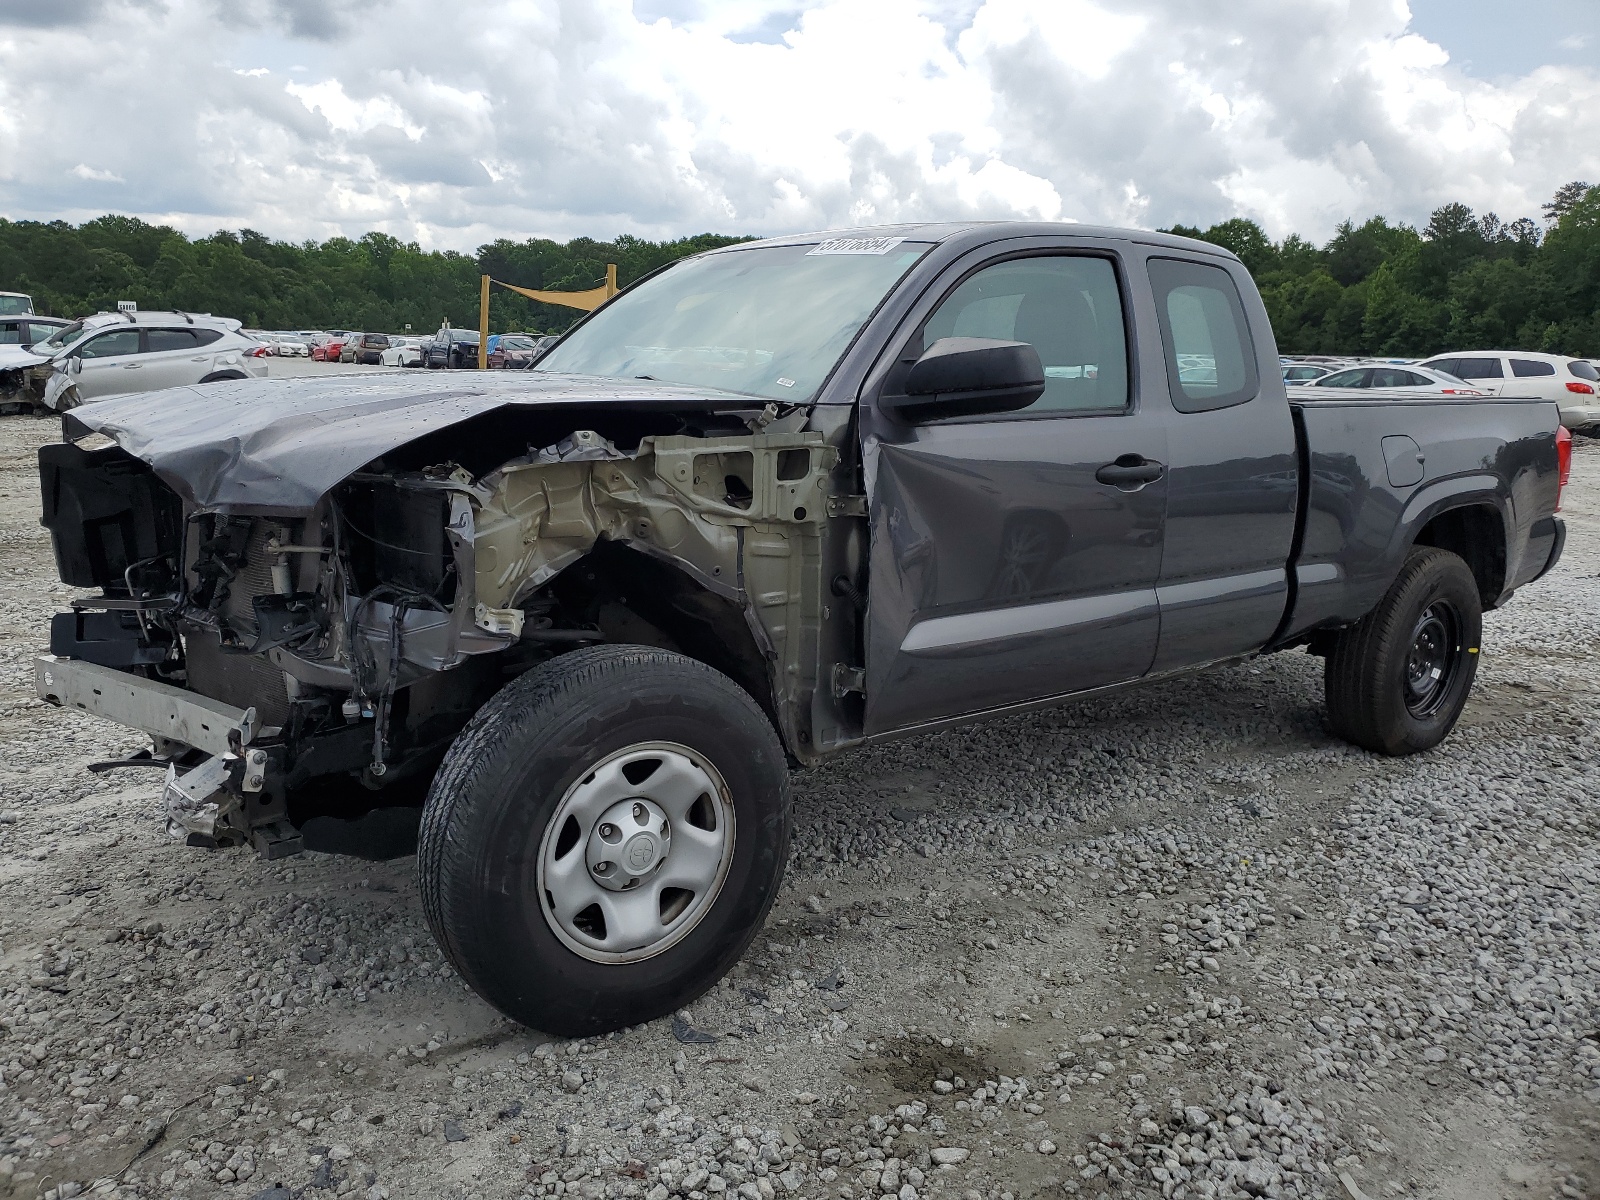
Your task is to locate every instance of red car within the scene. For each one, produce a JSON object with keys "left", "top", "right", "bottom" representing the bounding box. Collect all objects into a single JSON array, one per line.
[
  {"left": 313, "top": 338, "right": 346, "bottom": 362},
  {"left": 487, "top": 333, "right": 540, "bottom": 369}
]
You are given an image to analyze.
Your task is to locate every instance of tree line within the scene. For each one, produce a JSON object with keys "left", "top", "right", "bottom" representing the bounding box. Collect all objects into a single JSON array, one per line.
[
  {"left": 0, "top": 217, "right": 750, "bottom": 337},
  {"left": 1, "top": 182, "right": 1595, "bottom": 356},
  {"left": 1166, "top": 182, "right": 1597, "bottom": 357}
]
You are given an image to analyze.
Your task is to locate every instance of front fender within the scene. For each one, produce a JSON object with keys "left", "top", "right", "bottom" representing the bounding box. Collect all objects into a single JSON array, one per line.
[{"left": 42, "top": 370, "right": 74, "bottom": 412}]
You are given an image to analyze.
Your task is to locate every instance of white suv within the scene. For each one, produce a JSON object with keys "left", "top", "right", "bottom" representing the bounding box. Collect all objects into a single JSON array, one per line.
[
  {"left": 1417, "top": 350, "right": 1600, "bottom": 430},
  {"left": 29, "top": 311, "right": 266, "bottom": 411}
]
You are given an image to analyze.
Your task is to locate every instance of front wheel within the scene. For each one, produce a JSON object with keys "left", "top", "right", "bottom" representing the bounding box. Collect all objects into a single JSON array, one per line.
[
  {"left": 418, "top": 646, "right": 791, "bottom": 1036},
  {"left": 1323, "top": 546, "right": 1482, "bottom": 755}
]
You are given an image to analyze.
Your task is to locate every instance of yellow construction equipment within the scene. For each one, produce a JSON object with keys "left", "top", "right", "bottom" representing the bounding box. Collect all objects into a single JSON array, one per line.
[{"left": 478, "top": 265, "right": 618, "bottom": 369}]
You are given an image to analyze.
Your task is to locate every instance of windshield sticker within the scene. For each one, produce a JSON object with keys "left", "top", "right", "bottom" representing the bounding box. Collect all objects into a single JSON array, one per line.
[
  {"left": 775, "top": 377, "right": 796, "bottom": 388},
  {"left": 806, "top": 236, "right": 905, "bottom": 256}
]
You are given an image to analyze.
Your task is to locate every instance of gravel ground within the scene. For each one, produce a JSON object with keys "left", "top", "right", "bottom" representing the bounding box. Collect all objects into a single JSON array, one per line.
[{"left": 0, "top": 413, "right": 1596, "bottom": 1200}]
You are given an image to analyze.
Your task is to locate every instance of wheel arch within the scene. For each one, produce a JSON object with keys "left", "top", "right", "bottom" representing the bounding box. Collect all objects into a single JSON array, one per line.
[
  {"left": 1410, "top": 502, "right": 1507, "bottom": 609},
  {"left": 544, "top": 540, "right": 781, "bottom": 745},
  {"left": 198, "top": 369, "right": 249, "bottom": 384}
]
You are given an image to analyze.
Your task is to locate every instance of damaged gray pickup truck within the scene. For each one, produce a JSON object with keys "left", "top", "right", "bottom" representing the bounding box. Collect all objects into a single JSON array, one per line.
[{"left": 35, "top": 222, "right": 1569, "bottom": 1035}]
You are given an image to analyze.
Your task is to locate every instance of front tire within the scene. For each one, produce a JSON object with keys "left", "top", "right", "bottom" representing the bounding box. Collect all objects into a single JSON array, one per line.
[
  {"left": 1323, "top": 546, "right": 1482, "bottom": 755},
  {"left": 418, "top": 646, "right": 791, "bottom": 1036}
]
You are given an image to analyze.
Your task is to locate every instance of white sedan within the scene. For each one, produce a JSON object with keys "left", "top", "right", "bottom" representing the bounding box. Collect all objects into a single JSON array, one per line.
[
  {"left": 380, "top": 337, "right": 424, "bottom": 368},
  {"left": 1293, "top": 364, "right": 1485, "bottom": 395}
]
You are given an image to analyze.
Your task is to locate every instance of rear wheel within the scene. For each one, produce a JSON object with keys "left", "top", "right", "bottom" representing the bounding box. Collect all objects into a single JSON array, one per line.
[
  {"left": 418, "top": 645, "right": 790, "bottom": 1035},
  {"left": 1324, "top": 546, "right": 1481, "bottom": 755}
]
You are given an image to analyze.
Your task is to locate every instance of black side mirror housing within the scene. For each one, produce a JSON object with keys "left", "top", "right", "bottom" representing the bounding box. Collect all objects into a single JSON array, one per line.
[{"left": 881, "top": 337, "right": 1045, "bottom": 422}]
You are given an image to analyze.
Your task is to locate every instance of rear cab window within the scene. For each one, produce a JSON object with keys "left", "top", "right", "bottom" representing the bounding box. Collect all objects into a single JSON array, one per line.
[{"left": 1146, "top": 258, "right": 1259, "bottom": 412}]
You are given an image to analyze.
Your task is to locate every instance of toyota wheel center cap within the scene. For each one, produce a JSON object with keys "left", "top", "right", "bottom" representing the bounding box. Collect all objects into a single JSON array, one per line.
[{"left": 623, "top": 833, "right": 659, "bottom": 873}]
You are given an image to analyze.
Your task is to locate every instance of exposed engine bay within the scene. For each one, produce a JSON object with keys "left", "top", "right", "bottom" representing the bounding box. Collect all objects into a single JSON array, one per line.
[
  {"left": 0, "top": 357, "right": 51, "bottom": 413},
  {"left": 37, "top": 388, "right": 859, "bottom": 856}
]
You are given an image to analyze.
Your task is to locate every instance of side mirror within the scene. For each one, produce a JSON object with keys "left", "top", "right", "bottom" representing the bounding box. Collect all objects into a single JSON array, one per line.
[
  {"left": 880, "top": 337, "right": 1045, "bottom": 422},
  {"left": 68, "top": 355, "right": 82, "bottom": 375}
]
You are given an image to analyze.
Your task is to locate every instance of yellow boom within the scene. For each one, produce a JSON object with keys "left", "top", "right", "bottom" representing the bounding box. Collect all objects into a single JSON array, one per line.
[{"left": 478, "top": 265, "right": 618, "bottom": 369}]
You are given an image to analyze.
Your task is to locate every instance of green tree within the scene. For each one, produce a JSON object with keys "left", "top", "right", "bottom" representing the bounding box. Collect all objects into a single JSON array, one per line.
[{"left": 3, "top": 208, "right": 1596, "bottom": 357}]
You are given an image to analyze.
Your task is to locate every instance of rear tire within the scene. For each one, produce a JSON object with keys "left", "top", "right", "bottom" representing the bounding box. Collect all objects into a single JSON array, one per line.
[
  {"left": 418, "top": 645, "right": 791, "bottom": 1036},
  {"left": 1323, "top": 546, "right": 1481, "bottom": 755}
]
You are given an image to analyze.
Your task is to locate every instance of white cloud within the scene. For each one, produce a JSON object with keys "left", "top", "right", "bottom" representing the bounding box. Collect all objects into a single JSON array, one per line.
[
  {"left": 0, "top": 0, "right": 1595, "bottom": 249},
  {"left": 71, "top": 164, "right": 125, "bottom": 183}
]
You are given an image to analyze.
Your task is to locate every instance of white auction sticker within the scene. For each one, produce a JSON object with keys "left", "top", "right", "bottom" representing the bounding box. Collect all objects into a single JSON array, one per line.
[{"left": 806, "top": 236, "right": 905, "bottom": 256}]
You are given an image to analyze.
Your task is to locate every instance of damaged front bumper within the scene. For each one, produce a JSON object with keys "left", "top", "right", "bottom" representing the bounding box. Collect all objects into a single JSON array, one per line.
[{"left": 34, "top": 654, "right": 298, "bottom": 856}]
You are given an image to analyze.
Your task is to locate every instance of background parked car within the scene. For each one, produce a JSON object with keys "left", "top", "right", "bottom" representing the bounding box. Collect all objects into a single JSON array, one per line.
[
  {"left": 421, "top": 327, "right": 482, "bottom": 369},
  {"left": 0, "top": 291, "right": 34, "bottom": 316},
  {"left": 1417, "top": 351, "right": 1600, "bottom": 430},
  {"left": 1282, "top": 363, "right": 1335, "bottom": 384},
  {"left": 27, "top": 311, "right": 266, "bottom": 410},
  {"left": 311, "top": 336, "right": 345, "bottom": 362},
  {"left": 345, "top": 332, "right": 390, "bottom": 365},
  {"left": 0, "top": 314, "right": 71, "bottom": 347},
  {"left": 379, "top": 336, "right": 424, "bottom": 367},
  {"left": 486, "top": 332, "right": 540, "bottom": 369},
  {"left": 1295, "top": 364, "right": 1485, "bottom": 395}
]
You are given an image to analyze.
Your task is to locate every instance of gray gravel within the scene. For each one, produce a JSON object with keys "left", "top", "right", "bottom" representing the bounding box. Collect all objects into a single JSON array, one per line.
[{"left": 0, "top": 414, "right": 1596, "bottom": 1200}]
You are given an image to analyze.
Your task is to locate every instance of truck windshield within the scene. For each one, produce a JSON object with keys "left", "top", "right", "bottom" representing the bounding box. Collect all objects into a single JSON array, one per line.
[
  {"left": 0, "top": 294, "right": 32, "bottom": 316},
  {"left": 536, "top": 241, "right": 931, "bottom": 402}
]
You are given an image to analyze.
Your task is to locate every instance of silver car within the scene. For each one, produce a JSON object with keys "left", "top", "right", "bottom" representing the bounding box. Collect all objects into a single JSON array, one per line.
[
  {"left": 29, "top": 311, "right": 267, "bottom": 410},
  {"left": 1295, "top": 364, "right": 1485, "bottom": 395}
]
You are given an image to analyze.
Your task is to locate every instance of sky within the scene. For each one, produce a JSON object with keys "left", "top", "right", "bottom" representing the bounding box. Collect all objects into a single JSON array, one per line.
[{"left": 0, "top": 0, "right": 1596, "bottom": 251}]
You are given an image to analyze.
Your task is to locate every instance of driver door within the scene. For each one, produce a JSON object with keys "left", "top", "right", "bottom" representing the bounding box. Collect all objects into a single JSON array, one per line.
[{"left": 860, "top": 246, "right": 1169, "bottom": 734}]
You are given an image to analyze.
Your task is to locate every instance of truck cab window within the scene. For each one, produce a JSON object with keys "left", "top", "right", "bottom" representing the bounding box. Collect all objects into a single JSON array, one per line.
[
  {"left": 1148, "top": 258, "right": 1259, "bottom": 412},
  {"left": 920, "top": 255, "right": 1129, "bottom": 414}
]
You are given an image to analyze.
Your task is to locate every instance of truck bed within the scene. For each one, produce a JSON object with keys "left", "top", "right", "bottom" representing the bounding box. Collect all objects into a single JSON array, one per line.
[{"left": 1281, "top": 392, "right": 1564, "bottom": 643}]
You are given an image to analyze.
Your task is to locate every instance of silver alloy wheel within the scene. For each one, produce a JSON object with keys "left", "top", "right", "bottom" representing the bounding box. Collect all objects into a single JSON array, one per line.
[{"left": 537, "top": 742, "right": 735, "bottom": 964}]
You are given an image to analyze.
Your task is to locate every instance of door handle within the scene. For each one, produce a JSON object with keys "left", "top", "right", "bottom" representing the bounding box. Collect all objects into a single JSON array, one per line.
[
  {"left": 122, "top": 362, "right": 141, "bottom": 369},
  {"left": 1095, "top": 457, "right": 1165, "bottom": 487}
]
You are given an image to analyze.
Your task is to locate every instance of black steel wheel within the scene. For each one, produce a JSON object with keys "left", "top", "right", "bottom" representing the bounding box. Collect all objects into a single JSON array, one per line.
[
  {"left": 1403, "top": 599, "right": 1465, "bottom": 719},
  {"left": 1324, "top": 546, "right": 1482, "bottom": 755}
]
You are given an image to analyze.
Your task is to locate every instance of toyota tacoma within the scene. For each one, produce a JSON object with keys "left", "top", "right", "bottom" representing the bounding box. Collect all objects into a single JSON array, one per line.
[{"left": 35, "top": 222, "right": 1569, "bottom": 1035}]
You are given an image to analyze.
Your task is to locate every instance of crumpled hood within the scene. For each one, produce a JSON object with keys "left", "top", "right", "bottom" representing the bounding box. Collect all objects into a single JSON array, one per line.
[
  {"left": 68, "top": 370, "right": 760, "bottom": 512},
  {"left": 0, "top": 345, "right": 51, "bottom": 371}
]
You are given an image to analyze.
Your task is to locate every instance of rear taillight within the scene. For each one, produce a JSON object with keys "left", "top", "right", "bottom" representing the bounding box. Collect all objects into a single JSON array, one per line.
[
  {"left": 1568, "top": 381, "right": 1596, "bottom": 394},
  {"left": 1556, "top": 425, "right": 1572, "bottom": 512}
]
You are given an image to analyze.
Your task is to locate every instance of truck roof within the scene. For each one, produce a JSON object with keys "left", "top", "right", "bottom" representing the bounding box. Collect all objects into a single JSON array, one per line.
[{"left": 721, "top": 220, "right": 1241, "bottom": 261}]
